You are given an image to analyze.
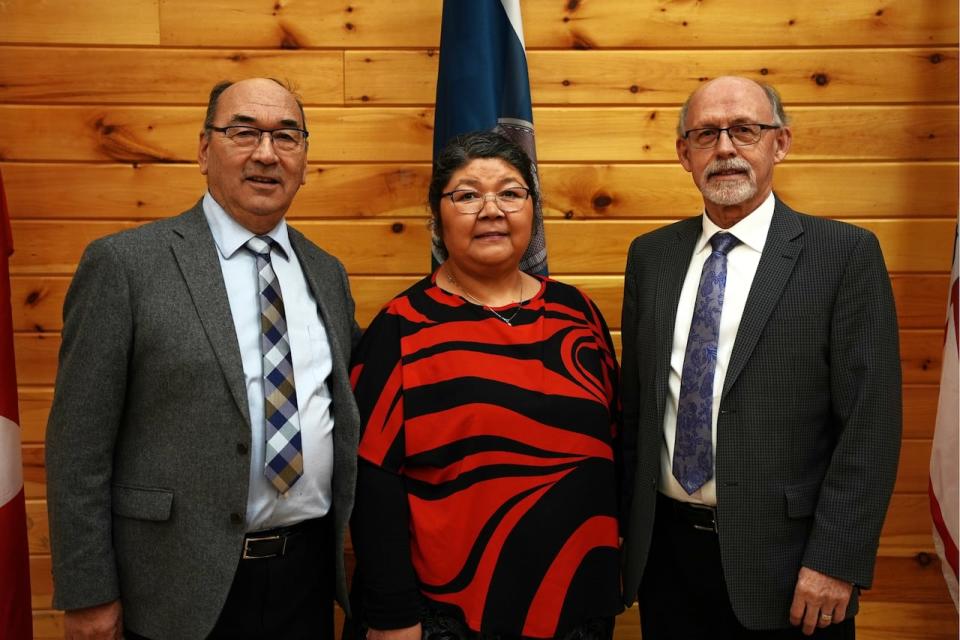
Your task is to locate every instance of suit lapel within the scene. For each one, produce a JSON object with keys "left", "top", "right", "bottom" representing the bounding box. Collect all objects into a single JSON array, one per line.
[
  {"left": 288, "top": 228, "right": 347, "bottom": 362},
  {"left": 655, "top": 217, "right": 701, "bottom": 420},
  {"left": 721, "top": 198, "right": 804, "bottom": 399},
  {"left": 170, "top": 203, "right": 251, "bottom": 425}
]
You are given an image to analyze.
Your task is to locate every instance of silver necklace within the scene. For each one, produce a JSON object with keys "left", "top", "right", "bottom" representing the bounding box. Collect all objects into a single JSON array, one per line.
[{"left": 445, "top": 269, "right": 525, "bottom": 326}]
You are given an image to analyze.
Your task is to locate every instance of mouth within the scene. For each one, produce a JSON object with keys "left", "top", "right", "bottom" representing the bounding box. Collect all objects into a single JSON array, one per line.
[
  {"left": 245, "top": 175, "right": 281, "bottom": 186},
  {"left": 708, "top": 168, "right": 748, "bottom": 180},
  {"left": 474, "top": 230, "right": 509, "bottom": 240}
]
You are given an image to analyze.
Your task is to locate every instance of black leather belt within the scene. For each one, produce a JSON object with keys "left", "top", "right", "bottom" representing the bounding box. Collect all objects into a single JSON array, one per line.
[
  {"left": 658, "top": 493, "right": 718, "bottom": 533},
  {"left": 242, "top": 518, "right": 318, "bottom": 560}
]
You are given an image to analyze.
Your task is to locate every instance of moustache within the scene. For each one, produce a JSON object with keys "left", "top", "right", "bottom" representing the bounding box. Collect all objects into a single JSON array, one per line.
[{"left": 705, "top": 158, "right": 752, "bottom": 179}]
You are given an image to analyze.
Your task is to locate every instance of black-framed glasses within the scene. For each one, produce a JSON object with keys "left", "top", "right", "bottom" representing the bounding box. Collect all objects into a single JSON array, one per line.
[
  {"left": 208, "top": 125, "right": 309, "bottom": 152},
  {"left": 682, "top": 123, "right": 780, "bottom": 149},
  {"left": 441, "top": 187, "right": 531, "bottom": 215}
]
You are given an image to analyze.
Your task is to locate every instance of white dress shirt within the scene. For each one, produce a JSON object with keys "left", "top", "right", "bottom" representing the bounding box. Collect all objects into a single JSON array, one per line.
[
  {"left": 203, "top": 192, "right": 335, "bottom": 531},
  {"left": 660, "top": 192, "right": 776, "bottom": 506}
]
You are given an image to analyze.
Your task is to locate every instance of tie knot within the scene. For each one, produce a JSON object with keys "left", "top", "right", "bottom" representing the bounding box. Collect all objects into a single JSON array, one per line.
[
  {"left": 710, "top": 232, "right": 740, "bottom": 256},
  {"left": 246, "top": 235, "right": 282, "bottom": 258}
]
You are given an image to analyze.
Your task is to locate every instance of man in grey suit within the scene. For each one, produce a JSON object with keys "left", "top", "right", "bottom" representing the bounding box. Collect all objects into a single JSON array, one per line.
[
  {"left": 46, "top": 78, "right": 360, "bottom": 640},
  {"left": 620, "top": 76, "right": 901, "bottom": 638}
]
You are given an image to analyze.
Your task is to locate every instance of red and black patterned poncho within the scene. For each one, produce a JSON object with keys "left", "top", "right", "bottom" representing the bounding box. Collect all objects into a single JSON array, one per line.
[{"left": 350, "top": 273, "right": 622, "bottom": 639}]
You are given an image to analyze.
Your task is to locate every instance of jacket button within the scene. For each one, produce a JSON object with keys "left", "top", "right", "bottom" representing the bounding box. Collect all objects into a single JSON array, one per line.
[
  {"left": 237, "top": 442, "right": 248, "bottom": 455},
  {"left": 230, "top": 512, "right": 243, "bottom": 525}
]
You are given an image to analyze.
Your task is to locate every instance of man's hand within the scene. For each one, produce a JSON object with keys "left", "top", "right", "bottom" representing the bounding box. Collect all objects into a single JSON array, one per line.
[
  {"left": 367, "top": 623, "right": 422, "bottom": 640},
  {"left": 789, "top": 567, "right": 853, "bottom": 636},
  {"left": 64, "top": 600, "right": 123, "bottom": 640}
]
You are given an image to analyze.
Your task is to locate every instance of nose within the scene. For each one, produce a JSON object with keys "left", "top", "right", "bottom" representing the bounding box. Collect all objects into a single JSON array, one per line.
[
  {"left": 250, "top": 131, "right": 279, "bottom": 163},
  {"left": 476, "top": 194, "right": 505, "bottom": 219},
  {"left": 714, "top": 129, "right": 738, "bottom": 157}
]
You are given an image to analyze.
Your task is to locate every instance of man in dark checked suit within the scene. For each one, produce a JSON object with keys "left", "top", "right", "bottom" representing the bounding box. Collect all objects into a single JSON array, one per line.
[
  {"left": 620, "top": 76, "right": 901, "bottom": 638},
  {"left": 46, "top": 78, "right": 360, "bottom": 639}
]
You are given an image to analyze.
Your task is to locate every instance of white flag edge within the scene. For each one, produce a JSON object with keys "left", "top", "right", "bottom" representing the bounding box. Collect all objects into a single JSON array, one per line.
[{"left": 0, "top": 414, "right": 23, "bottom": 507}]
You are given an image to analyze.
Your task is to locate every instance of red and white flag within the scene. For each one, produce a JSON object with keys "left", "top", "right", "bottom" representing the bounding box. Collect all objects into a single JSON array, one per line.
[
  {"left": 0, "top": 169, "right": 33, "bottom": 638},
  {"left": 930, "top": 218, "right": 959, "bottom": 610}
]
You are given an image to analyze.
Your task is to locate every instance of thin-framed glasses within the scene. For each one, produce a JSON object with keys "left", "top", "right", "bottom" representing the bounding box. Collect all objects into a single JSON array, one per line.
[
  {"left": 683, "top": 123, "right": 780, "bottom": 149},
  {"left": 441, "top": 187, "right": 531, "bottom": 215},
  {"left": 208, "top": 125, "right": 309, "bottom": 152}
]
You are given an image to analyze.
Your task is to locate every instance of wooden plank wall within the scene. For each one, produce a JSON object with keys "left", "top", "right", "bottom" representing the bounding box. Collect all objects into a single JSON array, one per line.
[{"left": 2, "top": 0, "right": 957, "bottom": 637}]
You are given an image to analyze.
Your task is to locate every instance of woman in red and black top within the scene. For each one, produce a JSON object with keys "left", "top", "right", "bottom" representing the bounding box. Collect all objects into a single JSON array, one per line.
[{"left": 350, "top": 131, "right": 621, "bottom": 640}]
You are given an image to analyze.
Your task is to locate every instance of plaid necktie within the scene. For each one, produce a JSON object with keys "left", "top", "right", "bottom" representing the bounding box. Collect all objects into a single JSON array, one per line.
[
  {"left": 246, "top": 236, "right": 303, "bottom": 494},
  {"left": 673, "top": 232, "right": 740, "bottom": 495}
]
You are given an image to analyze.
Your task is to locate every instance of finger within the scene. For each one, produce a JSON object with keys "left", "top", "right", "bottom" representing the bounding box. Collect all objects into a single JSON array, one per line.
[
  {"left": 802, "top": 605, "right": 821, "bottom": 636},
  {"left": 832, "top": 588, "right": 851, "bottom": 623},
  {"left": 788, "top": 591, "right": 806, "bottom": 626},
  {"left": 833, "top": 599, "right": 848, "bottom": 623},
  {"left": 817, "top": 607, "right": 834, "bottom": 628}
]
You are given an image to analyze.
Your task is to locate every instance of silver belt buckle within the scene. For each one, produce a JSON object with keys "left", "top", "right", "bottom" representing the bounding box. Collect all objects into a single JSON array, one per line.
[
  {"left": 688, "top": 503, "right": 718, "bottom": 533},
  {"left": 242, "top": 533, "right": 285, "bottom": 559}
]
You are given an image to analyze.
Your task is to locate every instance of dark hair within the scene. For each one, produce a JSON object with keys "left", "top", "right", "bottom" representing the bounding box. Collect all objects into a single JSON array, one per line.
[
  {"left": 202, "top": 78, "right": 308, "bottom": 132},
  {"left": 428, "top": 130, "right": 540, "bottom": 260},
  {"left": 677, "top": 79, "right": 790, "bottom": 137}
]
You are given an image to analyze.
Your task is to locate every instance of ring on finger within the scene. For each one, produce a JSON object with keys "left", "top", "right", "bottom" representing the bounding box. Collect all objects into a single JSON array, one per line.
[{"left": 820, "top": 613, "right": 833, "bottom": 623}]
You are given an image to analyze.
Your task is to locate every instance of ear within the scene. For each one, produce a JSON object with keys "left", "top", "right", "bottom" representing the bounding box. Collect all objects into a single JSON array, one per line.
[
  {"left": 300, "top": 156, "right": 308, "bottom": 186},
  {"left": 198, "top": 131, "right": 210, "bottom": 176},
  {"left": 772, "top": 126, "right": 792, "bottom": 165},
  {"left": 676, "top": 137, "right": 694, "bottom": 173}
]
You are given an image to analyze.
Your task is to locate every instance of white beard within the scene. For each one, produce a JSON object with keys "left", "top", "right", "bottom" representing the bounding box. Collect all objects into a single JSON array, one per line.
[
  {"left": 702, "top": 175, "right": 757, "bottom": 206},
  {"left": 699, "top": 157, "right": 758, "bottom": 206}
]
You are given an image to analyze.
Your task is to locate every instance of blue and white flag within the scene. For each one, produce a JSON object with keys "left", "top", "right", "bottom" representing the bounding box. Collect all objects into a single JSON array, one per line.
[{"left": 433, "top": 0, "right": 548, "bottom": 275}]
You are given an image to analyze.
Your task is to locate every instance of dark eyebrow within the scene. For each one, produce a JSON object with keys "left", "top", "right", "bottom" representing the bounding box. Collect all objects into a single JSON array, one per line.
[
  {"left": 226, "top": 113, "right": 303, "bottom": 128},
  {"left": 228, "top": 114, "right": 256, "bottom": 125},
  {"left": 454, "top": 177, "right": 525, "bottom": 188}
]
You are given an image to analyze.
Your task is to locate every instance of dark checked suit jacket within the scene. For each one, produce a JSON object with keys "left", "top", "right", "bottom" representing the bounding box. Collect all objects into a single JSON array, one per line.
[
  {"left": 46, "top": 201, "right": 361, "bottom": 640},
  {"left": 619, "top": 197, "right": 902, "bottom": 630}
]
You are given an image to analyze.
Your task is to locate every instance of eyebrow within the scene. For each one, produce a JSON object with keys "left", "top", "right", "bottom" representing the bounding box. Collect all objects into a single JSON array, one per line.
[
  {"left": 227, "top": 113, "right": 302, "bottom": 128},
  {"left": 692, "top": 116, "right": 761, "bottom": 128},
  {"left": 454, "top": 176, "right": 526, "bottom": 188}
]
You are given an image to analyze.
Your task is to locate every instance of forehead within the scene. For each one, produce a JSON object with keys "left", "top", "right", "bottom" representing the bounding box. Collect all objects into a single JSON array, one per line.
[
  {"left": 215, "top": 80, "right": 303, "bottom": 126},
  {"left": 448, "top": 157, "right": 522, "bottom": 184},
  {"left": 686, "top": 79, "right": 774, "bottom": 127}
]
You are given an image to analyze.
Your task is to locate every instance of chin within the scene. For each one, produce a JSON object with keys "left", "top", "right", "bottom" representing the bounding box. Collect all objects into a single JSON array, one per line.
[
  {"left": 246, "top": 196, "right": 291, "bottom": 216},
  {"left": 467, "top": 250, "right": 521, "bottom": 270},
  {"left": 703, "top": 181, "right": 757, "bottom": 207}
]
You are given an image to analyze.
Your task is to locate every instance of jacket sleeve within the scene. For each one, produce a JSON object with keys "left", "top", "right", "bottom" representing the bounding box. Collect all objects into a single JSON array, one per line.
[
  {"left": 619, "top": 239, "right": 642, "bottom": 537},
  {"left": 46, "top": 238, "right": 132, "bottom": 610},
  {"left": 801, "top": 230, "right": 902, "bottom": 588}
]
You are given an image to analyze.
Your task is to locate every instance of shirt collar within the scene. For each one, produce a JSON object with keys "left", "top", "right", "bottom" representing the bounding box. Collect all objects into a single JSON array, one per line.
[
  {"left": 202, "top": 191, "right": 293, "bottom": 261},
  {"left": 696, "top": 191, "right": 776, "bottom": 255}
]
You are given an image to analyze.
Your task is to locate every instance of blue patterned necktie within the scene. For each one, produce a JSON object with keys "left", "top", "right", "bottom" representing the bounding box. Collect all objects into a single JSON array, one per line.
[
  {"left": 673, "top": 232, "right": 741, "bottom": 495},
  {"left": 246, "top": 236, "right": 303, "bottom": 494}
]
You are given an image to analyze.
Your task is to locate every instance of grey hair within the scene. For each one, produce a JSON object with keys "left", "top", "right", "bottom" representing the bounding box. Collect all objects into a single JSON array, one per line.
[{"left": 676, "top": 80, "right": 789, "bottom": 137}]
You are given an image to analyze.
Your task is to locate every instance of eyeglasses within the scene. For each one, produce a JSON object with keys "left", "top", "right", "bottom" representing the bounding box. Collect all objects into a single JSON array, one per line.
[
  {"left": 441, "top": 187, "right": 531, "bottom": 215},
  {"left": 682, "top": 123, "right": 780, "bottom": 149},
  {"left": 208, "top": 125, "right": 309, "bottom": 152}
]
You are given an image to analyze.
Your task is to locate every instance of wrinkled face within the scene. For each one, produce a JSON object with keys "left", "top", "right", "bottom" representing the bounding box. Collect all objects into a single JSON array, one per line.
[
  {"left": 198, "top": 78, "right": 308, "bottom": 234},
  {"left": 677, "top": 77, "right": 791, "bottom": 215},
  {"left": 439, "top": 157, "right": 533, "bottom": 274}
]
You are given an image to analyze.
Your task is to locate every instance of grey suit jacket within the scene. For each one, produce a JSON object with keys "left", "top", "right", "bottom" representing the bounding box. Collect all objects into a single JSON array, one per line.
[
  {"left": 620, "top": 198, "right": 902, "bottom": 630},
  {"left": 46, "top": 202, "right": 361, "bottom": 640}
]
